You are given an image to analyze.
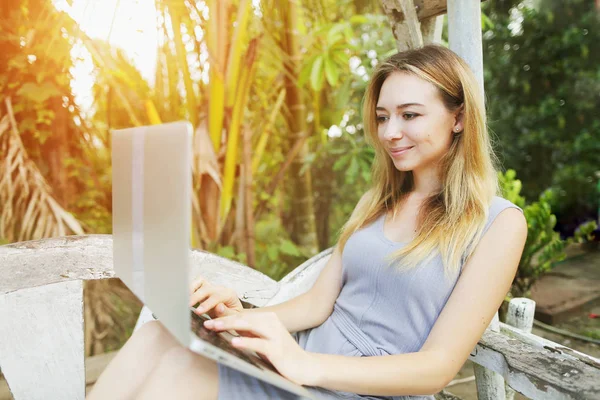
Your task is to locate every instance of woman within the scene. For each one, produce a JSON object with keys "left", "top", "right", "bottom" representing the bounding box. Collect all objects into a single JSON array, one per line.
[{"left": 89, "top": 45, "right": 527, "bottom": 399}]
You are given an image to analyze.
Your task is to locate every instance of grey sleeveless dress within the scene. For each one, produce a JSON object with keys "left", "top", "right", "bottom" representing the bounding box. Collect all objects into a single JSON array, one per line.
[{"left": 217, "top": 196, "right": 521, "bottom": 399}]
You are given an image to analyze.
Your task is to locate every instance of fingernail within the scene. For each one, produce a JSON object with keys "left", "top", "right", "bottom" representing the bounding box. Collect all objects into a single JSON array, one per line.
[
  {"left": 232, "top": 337, "right": 242, "bottom": 346},
  {"left": 196, "top": 306, "right": 204, "bottom": 313},
  {"left": 203, "top": 320, "right": 213, "bottom": 328}
]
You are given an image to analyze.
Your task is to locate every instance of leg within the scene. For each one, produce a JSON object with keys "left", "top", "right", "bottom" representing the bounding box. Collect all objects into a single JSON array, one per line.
[
  {"left": 133, "top": 346, "right": 219, "bottom": 400},
  {"left": 87, "top": 320, "right": 180, "bottom": 400}
]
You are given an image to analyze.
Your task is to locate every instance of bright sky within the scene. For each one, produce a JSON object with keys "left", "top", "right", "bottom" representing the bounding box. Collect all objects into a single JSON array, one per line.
[{"left": 53, "top": 0, "right": 158, "bottom": 115}]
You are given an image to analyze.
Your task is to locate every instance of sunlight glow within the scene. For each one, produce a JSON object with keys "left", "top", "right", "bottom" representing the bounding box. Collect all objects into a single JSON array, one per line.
[{"left": 53, "top": 0, "right": 158, "bottom": 115}]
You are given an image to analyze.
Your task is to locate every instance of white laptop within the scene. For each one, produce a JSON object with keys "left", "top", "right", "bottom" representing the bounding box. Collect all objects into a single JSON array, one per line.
[{"left": 111, "top": 122, "right": 313, "bottom": 399}]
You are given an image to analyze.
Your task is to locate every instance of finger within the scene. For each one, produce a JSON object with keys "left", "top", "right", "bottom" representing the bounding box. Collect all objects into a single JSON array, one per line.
[
  {"left": 204, "top": 314, "right": 274, "bottom": 339},
  {"left": 189, "top": 276, "right": 209, "bottom": 293},
  {"left": 231, "top": 337, "right": 270, "bottom": 358},
  {"left": 189, "top": 286, "right": 215, "bottom": 307},
  {"left": 195, "top": 292, "right": 229, "bottom": 315},
  {"left": 215, "top": 303, "right": 236, "bottom": 317}
]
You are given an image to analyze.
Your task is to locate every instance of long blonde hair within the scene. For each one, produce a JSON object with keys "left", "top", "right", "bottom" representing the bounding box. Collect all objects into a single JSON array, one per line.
[{"left": 337, "top": 45, "right": 499, "bottom": 277}]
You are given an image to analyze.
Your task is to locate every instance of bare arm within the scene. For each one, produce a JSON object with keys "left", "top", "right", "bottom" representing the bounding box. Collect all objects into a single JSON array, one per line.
[
  {"left": 244, "top": 245, "right": 343, "bottom": 333},
  {"left": 301, "top": 208, "right": 527, "bottom": 395},
  {"left": 193, "top": 193, "right": 369, "bottom": 333}
]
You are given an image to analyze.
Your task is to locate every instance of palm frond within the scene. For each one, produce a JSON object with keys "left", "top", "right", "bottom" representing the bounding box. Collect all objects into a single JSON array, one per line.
[{"left": 0, "top": 98, "right": 84, "bottom": 243}]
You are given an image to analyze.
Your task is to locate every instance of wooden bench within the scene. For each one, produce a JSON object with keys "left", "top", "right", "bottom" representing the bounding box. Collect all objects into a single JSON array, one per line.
[{"left": 1, "top": 235, "right": 599, "bottom": 399}]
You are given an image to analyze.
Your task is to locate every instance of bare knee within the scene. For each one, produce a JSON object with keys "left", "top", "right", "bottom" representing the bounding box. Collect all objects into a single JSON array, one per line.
[
  {"left": 125, "top": 320, "right": 179, "bottom": 358},
  {"left": 133, "top": 346, "right": 219, "bottom": 399},
  {"left": 159, "top": 346, "right": 214, "bottom": 371},
  {"left": 134, "top": 320, "right": 174, "bottom": 344}
]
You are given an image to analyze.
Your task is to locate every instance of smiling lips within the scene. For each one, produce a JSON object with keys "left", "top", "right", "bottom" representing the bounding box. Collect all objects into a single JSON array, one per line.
[{"left": 389, "top": 146, "right": 414, "bottom": 157}]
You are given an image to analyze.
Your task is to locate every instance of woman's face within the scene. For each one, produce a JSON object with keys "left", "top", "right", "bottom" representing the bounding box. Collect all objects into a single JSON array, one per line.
[{"left": 375, "top": 71, "right": 462, "bottom": 174}]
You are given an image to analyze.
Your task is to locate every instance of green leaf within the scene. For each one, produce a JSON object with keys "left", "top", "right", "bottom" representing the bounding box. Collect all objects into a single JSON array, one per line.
[
  {"left": 216, "top": 246, "right": 236, "bottom": 260},
  {"left": 349, "top": 15, "right": 368, "bottom": 24},
  {"left": 280, "top": 239, "right": 301, "bottom": 256},
  {"left": 324, "top": 55, "right": 339, "bottom": 87},
  {"left": 346, "top": 157, "right": 359, "bottom": 183},
  {"left": 333, "top": 154, "right": 351, "bottom": 171},
  {"left": 327, "top": 23, "right": 346, "bottom": 46},
  {"left": 310, "top": 55, "right": 325, "bottom": 91},
  {"left": 17, "top": 82, "right": 61, "bottom": 103},
  {"left": 267, "top": 245, "right": 278, "bottom": 261}
]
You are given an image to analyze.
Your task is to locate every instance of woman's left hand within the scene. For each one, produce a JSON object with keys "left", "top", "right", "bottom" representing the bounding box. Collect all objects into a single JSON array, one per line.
[{"left": 203, "top": 312, "right": 317, "bottom": 386}]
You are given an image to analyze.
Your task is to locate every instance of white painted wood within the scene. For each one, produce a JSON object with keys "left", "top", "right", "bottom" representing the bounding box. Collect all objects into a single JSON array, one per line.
[
  {"left": 447, "top": 0, "right": 485, "bottom": 94},
  {"left": 190, "top": 251, "right": 277, "bottom": 308},
  {"left": 473, "top": 312, "right": 506, "bottom": 399},
  {"left": 267, "top": 248, "right": 333, "bottom": 305},
  {"left": 505, "top": 298, "right": 536, "bottom": 400},
  {"left": 0, "top": 235, "right": 277, "bottom": 308},
  {"left": 381, "top": 0, "right": 423, "bottom": 51},
  {"left": 506, "top": 298, "right": 535, "bottom": 333},
  {"left": 380, "top": 0, "right": 451, "bottom": 21},
  {"left": 471, "top": 329, "right": 600, "bottom": 399},
  {"left": 446, "top": 2, "right": 505, "bottom": 397},
  {"left": 499, "top": 322, "right": 600, "bottom": 368},
  {"left": 3, "top": 236, "right": 600, "bottom": 400},
  {"left": 421, "top": 15, "right": 444, "bottom": 44},
  {"left": 0, "top": 235, "right": 114, "bottom": 294},
  {"left": 0, "top": 280, "right": 85, "bottom": 400}
]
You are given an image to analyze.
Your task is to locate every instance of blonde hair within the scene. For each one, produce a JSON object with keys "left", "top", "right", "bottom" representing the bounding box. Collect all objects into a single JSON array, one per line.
[{"left": 337, "top": 45, "right": 499, "bottom": 277}]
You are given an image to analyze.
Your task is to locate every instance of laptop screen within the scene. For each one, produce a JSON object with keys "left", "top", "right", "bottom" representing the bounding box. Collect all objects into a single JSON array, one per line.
[{"left": 112, "top": 122, "right": 193, "bottom": 346}]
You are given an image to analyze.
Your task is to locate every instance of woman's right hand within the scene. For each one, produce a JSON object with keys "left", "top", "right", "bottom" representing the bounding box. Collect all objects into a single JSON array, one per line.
[{"left": 189, "top": 276, "right": 244, "bottom": 318}]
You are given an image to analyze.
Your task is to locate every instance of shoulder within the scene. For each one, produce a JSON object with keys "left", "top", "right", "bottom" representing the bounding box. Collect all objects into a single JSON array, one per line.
[
  {"left": 477, "top": 196, "right": 527, "bottom": 260},
  {"left": 483, "top": 196, "right": 526, "bottom": 236}
]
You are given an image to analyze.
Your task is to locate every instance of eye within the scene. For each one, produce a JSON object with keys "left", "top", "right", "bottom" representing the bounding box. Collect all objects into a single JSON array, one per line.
[
  {"left": 403, "top": 113, "right": 419, "bottom": 120},
  {"left": 376, "top": 115, "right": 389, "bottom": 124}
]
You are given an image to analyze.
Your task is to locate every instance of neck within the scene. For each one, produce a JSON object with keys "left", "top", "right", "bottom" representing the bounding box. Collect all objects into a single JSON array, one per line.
[{"left": 410, "top": 165, "right": 442, "bottom": 197}]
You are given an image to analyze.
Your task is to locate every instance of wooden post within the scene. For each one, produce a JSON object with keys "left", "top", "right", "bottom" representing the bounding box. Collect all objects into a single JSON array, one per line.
[
  {"left": 447, "top": 0, "right": 485, "bottom": 93},
  {"left": 472, "top": 313, "right": 507, "bottom": 399},
  {"left": 421, "top": 16, "right": 444, "bottom": 44},
  {"left": 505, "top": 298, "right": 536, "bottom": 400},
  {"left": 0, "top": 280, "right": 86, "bottom": 400},
  {"left": 447, "top": 1, "right": 503, "bottom": 398}
]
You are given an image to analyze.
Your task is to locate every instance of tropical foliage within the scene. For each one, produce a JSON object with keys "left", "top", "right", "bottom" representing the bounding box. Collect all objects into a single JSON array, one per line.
[
  {"left": 483, "top": 0, "right": 600, "bottom": 234},
  {"left": 499, "top": 169, "right": 566, "bottom": 298}
]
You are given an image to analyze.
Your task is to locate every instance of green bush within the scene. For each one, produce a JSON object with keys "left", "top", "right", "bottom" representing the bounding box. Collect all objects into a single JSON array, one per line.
[
  {"left": 571, "top": 220, "right": 598, "bottom": 244},
  {"left": 499, "top": 170, "right": 566, "bottom": 298},
  {"left": 484, "top": 0, "right": 600, "bottom": 227}
]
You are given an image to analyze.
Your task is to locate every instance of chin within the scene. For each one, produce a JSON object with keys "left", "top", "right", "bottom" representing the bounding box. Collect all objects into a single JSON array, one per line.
[{"left": 391, "top": 160, "right": 417, "bottom": 172}]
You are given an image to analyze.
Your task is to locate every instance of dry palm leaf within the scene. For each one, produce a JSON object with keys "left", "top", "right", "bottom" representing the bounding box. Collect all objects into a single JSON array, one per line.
[
  {"left": 0, "top": 98, "right": 84, "bottom": 242},
  {"left": 193, "top": 120, "right": 222, "bottom": 245}
]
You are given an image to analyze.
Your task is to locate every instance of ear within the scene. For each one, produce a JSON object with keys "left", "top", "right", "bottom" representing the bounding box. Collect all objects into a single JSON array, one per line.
[{"left": 453, "top": 104, "right": 465, "bottom": 133}]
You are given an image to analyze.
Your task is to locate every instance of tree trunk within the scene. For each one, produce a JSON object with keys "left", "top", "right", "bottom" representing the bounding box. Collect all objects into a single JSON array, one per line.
[{"left": 278, "top": 0, "right": 319, "bottom": 256}]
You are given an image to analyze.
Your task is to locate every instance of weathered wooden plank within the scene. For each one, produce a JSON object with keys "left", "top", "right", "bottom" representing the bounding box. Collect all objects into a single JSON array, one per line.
[
  {"left": 191, "top": 251, "right": 277, "bottom": 307},
  {"left": 267, "top": 248, "right": 333, "bottom": 305},
  {"left": 0, "top": 280, "right": 85, "bottom": 400},
  {"left": 382, "top": 0, "right": 424, "bottom": 51},
  {"left": 421, "top": 16, "right": 444, "bottom": 44},
  {"left": 0, "top": 235, "right": 278, "bottom": 307},
  {"left": 380, "top": 0, "right": 451, "bottom": 22},
  {"left": 499, "top": 323, "right": 600, "bottom": 370},
  {"left": 471, "top": 329, "right": 600, "bottom": 399},
  {"left": 0, "top": 235, "right": 114, "bottom": 294}
]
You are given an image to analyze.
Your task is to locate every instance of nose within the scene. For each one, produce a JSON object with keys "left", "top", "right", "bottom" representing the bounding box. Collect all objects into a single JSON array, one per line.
[{"left": 382, "top": 118, "right": 403, "bottom": 141}]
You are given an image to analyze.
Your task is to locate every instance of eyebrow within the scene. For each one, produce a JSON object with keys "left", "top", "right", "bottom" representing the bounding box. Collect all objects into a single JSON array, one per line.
[{"left": 375, "top": 103, "right": 425, "bottom": 111}]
